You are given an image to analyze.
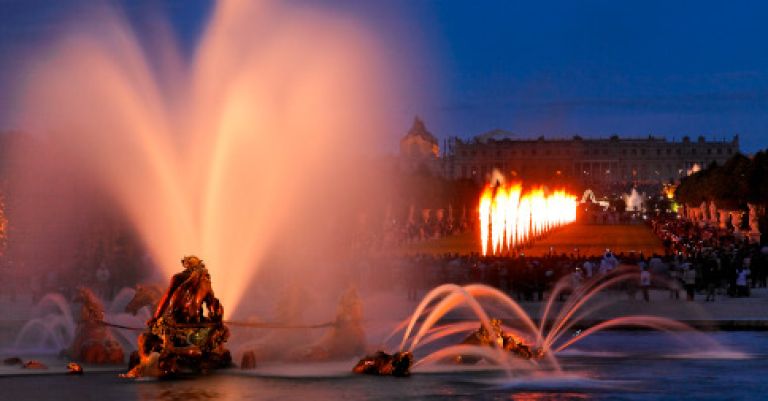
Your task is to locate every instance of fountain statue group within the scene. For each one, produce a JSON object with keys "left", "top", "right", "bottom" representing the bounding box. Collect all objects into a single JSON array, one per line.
[
  {"left": 109, "top": 254, "right": 543, "bottom": 378},
  {"left": 56, "top": 256, "right": 700, "bottom": 380},
  {"left": 123, "top": 256, "right": 231, "bottom": 378}
]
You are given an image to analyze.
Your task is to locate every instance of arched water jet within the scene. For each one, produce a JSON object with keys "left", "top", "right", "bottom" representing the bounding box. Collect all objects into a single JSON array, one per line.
[
  {"left": 12, "top": 293, "right": 75, "bottom": 352},
  {"left": 543, "top": 271, "right": 638, "bottom": 350},
  {"left": 394, "top": 284, "right": 561, "bottom": 373},
  {"left": 544, "top": 271, "right": 702, "bottom": 350},
  {"left": 554, "top": 316, "right": 698, "bottom": 353},
  {"left": 410, "top": 321, "right": 480, "bottom": 351},
  {"left": 405, "top": 287, "right": 498, "bottom": 353},
  {"left": 386, "top": 273, "right": 734, "bottom": 377},
  {"left": 399, "top": 284, "right": 477, "bottom": 351}
]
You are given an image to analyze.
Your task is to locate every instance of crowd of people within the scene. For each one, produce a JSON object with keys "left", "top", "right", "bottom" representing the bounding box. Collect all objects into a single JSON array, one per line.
[
  {"left": 357, "top": 249, "right": 615, "bottom": 302},
  {"left": 361, "top": 214, "right": 767, "bottom": 304},
  {"left": 651, "top": 214, "right": 767, "bottom": 300}
]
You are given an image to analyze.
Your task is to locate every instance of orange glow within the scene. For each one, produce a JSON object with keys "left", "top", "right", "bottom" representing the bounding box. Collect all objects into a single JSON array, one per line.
[
  {"left": 479, "top": 183, "right": 577, "bottom": 256},
  {"left": 478, "top": 186, "right": 493, "bottom": 256}
]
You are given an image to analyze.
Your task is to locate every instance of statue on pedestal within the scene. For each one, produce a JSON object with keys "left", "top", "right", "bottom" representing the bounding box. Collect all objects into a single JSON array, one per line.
[
  {"left": 718, "top": 210, "right": 729, "bottom": 230},
  {"left": 709, "top": 202, "right": 718, "bottom": 225},
  {"left": 731, "top": 211, "right": 744, "bottom": 233},
  {"left": 123, "top": 256, "right": 231, "bottom": 378},
  {"left": 295, "top": 286, "right": 366, "bottom": 361}
]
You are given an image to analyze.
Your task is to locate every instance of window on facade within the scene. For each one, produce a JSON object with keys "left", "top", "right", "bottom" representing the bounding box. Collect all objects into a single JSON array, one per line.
[
  {"left": 727, "top": 148, "right": 733, "bottom": 154},
  {"left": 667, "top": 149, "right": 672, "bottom": 155},
  {"left": 717, "top": 148, "right": 722, "bottom": 155},
  {"left": 691, "top": 149, "right": 696, "bottom": 155},
  {"left": 676, "top": 149, "right": 682, "bottom": 155}
]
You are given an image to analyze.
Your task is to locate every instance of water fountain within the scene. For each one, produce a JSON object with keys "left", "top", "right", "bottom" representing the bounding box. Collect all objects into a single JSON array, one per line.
[
  {"left": 12, "top": 288, "right": 148, "bottom": 358},
  {"left": 370, "top": 266, "right": 732, "bottom": 378},
  {"left": 623, "top": 188, "right": 644, "bottom": 212},
  {"left": 8, "top": 0, "right": 396, "bottom": 316},
  {"left": 0, "top": 2, "right": 762, "bottom": 399}
]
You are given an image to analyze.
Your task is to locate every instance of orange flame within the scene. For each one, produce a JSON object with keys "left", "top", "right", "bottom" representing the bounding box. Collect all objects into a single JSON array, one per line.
[
  {"left": 478, "top": 183, "right": 577, "bottom": 256},
  {"left": 478, "top": 186, "right": 493, "bottom": 256}
]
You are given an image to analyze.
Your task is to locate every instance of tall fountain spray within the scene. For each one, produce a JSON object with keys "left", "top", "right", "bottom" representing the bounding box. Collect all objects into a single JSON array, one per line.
[
  {"left": 624, "top": 188, "right": 644, "bottom": 212},
  {"left": 9, "top": 2, "right": 397, "bottom": 313}
]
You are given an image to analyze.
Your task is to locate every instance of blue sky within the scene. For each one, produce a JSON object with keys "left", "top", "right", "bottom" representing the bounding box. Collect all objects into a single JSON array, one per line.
[{"left": 2, "top": 0, "right": 768, "bottom": 152}]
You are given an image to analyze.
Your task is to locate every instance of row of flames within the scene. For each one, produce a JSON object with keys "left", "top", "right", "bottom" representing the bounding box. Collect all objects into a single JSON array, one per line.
[{"left": 479, "top": 184, "right": 578, "bottom": 256}]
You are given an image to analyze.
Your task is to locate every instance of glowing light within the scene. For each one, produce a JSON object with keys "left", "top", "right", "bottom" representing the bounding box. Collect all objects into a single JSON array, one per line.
[
  {"left": 479, "top": 186, "right": 493, "bottom": 257},
  {"left": 478, "top": 183, "right": 577, "bottom": 256}
]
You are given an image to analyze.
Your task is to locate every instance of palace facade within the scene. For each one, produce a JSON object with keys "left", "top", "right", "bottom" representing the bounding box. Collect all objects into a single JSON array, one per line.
[{"left": 399, "top": 119, "right": 740, "bottom": 193}]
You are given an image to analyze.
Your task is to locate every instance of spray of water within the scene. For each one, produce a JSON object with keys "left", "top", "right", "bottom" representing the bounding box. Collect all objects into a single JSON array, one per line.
[{"left": 9, "top": 1, "right": 397, "bottom": 313}]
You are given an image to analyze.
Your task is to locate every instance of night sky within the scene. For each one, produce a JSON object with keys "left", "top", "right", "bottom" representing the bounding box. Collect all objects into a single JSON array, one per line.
[{"left": 2, "top": 0, "right": 768, "bottom": 152}]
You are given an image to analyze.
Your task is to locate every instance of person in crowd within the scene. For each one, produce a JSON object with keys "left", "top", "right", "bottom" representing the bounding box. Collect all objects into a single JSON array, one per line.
[
  {"left": 736, "top": 263, "right": 750, "bottom": 298},
  {"left": 570, "top": 267, "right": 584, "bottom": 298},
  {"left": 640, "top": 266, "right": 651, "bottom": 302},
  {"left": 583, "top": 259, "right": 594, "bottom": 278},
  {"left": 703, "top": 253, "right": 720, "bottom": 302},
  {"left": 682, "top": 262, "right": 697, "bottom": 301}
]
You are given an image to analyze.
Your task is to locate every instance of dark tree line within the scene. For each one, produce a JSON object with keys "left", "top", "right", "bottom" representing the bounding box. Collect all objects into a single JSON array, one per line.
[{"left": 676, "top": 151, "right": 768, "bottom": 210}]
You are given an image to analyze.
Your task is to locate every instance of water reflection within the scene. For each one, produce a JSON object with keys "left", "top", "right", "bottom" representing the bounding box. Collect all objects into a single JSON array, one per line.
[
  {"left": 510, "top": 393, "right": 590, "bottom": 401},
  {"left": 138, "top": 383, "right": 221, "bottom": 401}
]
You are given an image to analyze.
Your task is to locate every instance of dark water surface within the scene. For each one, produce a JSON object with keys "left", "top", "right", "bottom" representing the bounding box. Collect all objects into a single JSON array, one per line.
[{"left": 3, "top": 331, "right": 768, "bottom": 401}]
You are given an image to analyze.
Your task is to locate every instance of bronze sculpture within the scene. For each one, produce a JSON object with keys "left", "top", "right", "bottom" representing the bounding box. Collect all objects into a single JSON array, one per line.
[{"left": 123, "top": 256, "right": 231, "bottom": 378}]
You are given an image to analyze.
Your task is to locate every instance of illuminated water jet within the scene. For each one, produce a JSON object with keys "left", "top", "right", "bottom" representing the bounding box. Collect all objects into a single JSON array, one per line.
[
  {"left": 479, "top": 183, "right": 577, "bottom": 256},
  {"left": 10, "top": 2, "right": 396, "bottom": 312},
  {"left": 384, "top": 268, "right": 730, "bottom": 375}
]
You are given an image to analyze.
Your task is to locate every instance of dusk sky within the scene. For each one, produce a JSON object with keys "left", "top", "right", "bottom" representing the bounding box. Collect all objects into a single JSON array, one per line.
[{"left": 2, "top": 0, "right": 768, "bottom": 152}]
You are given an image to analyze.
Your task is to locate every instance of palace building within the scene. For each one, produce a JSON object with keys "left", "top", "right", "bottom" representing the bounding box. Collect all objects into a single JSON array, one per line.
[{"left": 399, "top": 119, "right": 740, "bottom": 193}]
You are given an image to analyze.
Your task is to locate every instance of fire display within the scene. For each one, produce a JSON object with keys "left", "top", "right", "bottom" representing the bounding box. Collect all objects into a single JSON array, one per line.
[{"left": 479, "top": 183, "right": 577, "bottom": 256}]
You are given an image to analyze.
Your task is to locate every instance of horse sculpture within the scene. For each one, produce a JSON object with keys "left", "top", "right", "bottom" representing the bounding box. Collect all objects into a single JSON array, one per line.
[
  {"left": 124, "top": 284, "right": 163, "bottom": 316},
  {"left": 68, "top": 287, "right": 125, "bottom": 364}
]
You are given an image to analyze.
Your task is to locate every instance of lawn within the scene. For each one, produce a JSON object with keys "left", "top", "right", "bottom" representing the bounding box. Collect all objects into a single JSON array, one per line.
[{"left": 400, "top": 223, "right": 665, "bottom": 257}]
